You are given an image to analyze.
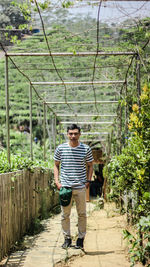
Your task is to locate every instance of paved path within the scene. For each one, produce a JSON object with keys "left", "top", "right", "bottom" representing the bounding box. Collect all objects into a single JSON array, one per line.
[
  {"left": 1, "top": 202, "right": 95, "bottom": 267},
  {"left": 1, "top": 202, "right": 142, "bottom": 267},
  {"left": 58, "top": 202, "right": 142, "bottom": 267}
]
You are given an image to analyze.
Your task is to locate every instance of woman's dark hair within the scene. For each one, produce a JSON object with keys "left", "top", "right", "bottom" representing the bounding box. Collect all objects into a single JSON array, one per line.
[{"left": 67, "top": 124, "right": 81, "bottom": 133}]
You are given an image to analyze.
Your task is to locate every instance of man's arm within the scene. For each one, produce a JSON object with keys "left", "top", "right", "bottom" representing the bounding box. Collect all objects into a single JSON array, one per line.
[
  {"left": 54, "top": 160, "right": 62, "bottom": 190},
  {"left": 86, "top": 161, "right": 93, "bottom": 188}
]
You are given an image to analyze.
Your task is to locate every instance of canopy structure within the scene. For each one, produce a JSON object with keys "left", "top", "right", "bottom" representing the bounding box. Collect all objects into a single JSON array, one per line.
[
  {"left": 2, "top": 0, "right": 149, "bottom": 163},
  {"left": 4, "top": 49, "right": 140, "bottom": 162}
]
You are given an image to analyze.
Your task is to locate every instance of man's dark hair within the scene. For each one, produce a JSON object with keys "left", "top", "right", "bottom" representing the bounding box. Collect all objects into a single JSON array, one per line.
[{"left": 67, "top": 124, "right": 81, "bottom": 133}]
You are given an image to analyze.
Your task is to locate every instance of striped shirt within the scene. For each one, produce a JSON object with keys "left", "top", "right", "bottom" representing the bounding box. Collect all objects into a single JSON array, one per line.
[{"left": 54, "top": 142, "right": 93, "bottom": 189}]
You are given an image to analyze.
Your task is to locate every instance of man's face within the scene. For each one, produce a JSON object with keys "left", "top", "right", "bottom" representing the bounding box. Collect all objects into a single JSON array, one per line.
[{"left": 67, "top": 129, "right": 81, "bottom": 142}]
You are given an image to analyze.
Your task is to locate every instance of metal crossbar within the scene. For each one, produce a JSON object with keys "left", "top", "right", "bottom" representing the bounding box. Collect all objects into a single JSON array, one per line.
[
  {"left": 62, "top": 132, "right": 109, "bottom": 135},
  {"left": 56, "top": 114, "right": 117, "bottom": 117},
  {"left": 31, "top": 81, "right": 124, "bottom": 85},
  {"left": 80, "top": 139, "right": 106, "bottom": 142},
  {"left": 46, "top": 101, "right": 118, "bottom": 104},
  {"left": 60, "top": 121, "right": 114, "bottom": 124},
  {"left": 7, "top": 52, "right": 136, "bottom": 56}
]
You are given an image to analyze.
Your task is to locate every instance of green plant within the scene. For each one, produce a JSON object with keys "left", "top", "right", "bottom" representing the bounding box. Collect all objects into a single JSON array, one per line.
[
  {"left": 104, "top": 83, "right": 150, "bottom": 266},
  {"left": 123, "top": 215, "right": 150, "bottom": 267},
  {"left": 0, "top": 150, "right": 54, "bottom": 174},
  {"left": 106, "top": 84, "right": 150, "bottom": 219},
  {"left": 27, "top": 217, "right": 44, "bottom": 235},
  {"left": 93, "top": 197, "right": 104, "bottom": 211}
]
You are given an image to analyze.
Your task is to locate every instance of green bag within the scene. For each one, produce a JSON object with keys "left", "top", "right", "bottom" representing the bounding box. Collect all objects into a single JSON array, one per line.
[{"left": 59, "top": 187, "right": 72, "bottom": 207}]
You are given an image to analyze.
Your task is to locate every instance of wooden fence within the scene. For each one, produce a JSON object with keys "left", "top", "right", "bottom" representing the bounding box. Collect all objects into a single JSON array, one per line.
[{"left": 0, "top": 168, "right": 59, "bottom": 261}]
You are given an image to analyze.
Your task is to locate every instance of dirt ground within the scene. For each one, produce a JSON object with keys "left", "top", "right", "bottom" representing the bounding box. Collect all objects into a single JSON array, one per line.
[{"left": 55, "top": 202, "right": 143, "bottom": 267}]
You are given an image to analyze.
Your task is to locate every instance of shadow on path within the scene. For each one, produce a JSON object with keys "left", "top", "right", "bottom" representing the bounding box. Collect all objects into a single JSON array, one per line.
[{"left": 84, "top": 250, "right": 114, "bottom": 256}]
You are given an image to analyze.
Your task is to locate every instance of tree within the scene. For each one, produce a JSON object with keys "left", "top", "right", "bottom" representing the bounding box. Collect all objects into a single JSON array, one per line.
[{"left": 0, "top": 0, "right": 28, "bottom": 29}]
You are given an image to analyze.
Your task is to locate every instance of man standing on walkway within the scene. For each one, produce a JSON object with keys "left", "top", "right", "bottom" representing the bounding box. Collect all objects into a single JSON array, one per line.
[{"left": 54, "top": 124, "right": 93, "bottom": 249}]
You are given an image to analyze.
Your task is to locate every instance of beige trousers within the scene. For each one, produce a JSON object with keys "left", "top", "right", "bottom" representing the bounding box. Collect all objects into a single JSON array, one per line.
[{"left": 61, "top": 187, "right": 86, "bottom": 239}]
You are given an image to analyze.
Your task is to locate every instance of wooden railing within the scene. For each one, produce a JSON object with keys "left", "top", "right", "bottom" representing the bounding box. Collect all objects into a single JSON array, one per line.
[{"left": 0, "top": 168, "right": 59, "bottom": 261}]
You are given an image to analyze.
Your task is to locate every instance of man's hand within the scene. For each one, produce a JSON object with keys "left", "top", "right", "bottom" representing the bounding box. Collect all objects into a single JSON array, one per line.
[
  {"left": 85, "top": 181, "right": 90, "bottom": 189},
  {"left": 87, "top": 161, "right": 93, "bottom": 186},
  {"left": 54, "top": 161, "right": 62, "bottom": 190},
  {"left": 56, "top": 182, "right": 62, "bottom": 190}
]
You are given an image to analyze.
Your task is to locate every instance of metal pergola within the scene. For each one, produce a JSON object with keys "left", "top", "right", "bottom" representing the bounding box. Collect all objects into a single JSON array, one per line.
[{"left": 4, "top": 50, "right": 139, "bottom": 163}]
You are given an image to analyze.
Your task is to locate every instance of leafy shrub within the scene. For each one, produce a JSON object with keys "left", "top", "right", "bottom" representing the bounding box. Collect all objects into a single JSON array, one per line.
[
  {"left": 0, "top": 150, "right": 54, "bottom": 173},
  {"left": 106, "top": 84, "right": 150, "bottom": 217},
  {"left": 104, "top": 84, "right": 150, "bottom": 266},
  {"left": 123, "top": 215, "right": 150, "bottom": 267}
]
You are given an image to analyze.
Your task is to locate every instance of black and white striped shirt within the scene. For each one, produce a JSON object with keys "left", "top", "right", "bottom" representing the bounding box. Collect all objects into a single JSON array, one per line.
[{"left": 54, "top": 142, "right": 93, "bottom": 189}]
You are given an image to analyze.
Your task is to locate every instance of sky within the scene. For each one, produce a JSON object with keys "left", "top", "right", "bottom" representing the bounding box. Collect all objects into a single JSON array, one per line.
[
  {"left": 34, "top": 1, "right": 150, "bottom": 29},
  {"left": 66, "top": 1, "right": 150, "bottom": 24}
]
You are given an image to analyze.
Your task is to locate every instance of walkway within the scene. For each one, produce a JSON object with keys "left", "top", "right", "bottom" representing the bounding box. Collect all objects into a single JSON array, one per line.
[
  {"left": 0, "top": 201, "right": 142, "bottom": 267},
  {"left": 1, "top": 202, "right": 94, "bottom": 267}
]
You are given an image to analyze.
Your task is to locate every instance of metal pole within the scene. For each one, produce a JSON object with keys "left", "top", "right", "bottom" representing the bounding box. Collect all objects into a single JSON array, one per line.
[
  {"left": 60, "top": 121, "right": 114, "bottom": 125},
  {"left": 108, "top": 132, "right": 112, "bottom": 157},
  {"left": 110, "top": 130, "right": 113, "bottom": 155},
  {"left": 137, "top": 55, "right": 141, "bottom": 109},
  {"left": 117, "top": 108, "right": 120, "bottom": 155},
  {"left": 43, "top": 103, "right": 46, "bottom": 161},
  {"left": 56, "top": 114, "right": 117, "bottom": 117},
  {"left": 29, "top": 83, "right": 33, "bottom": 160},
  {"left": 46, "top": 107, "right": 52, "bottom": 154},
  {"left": 31, "top": 81, "right": 124, "bottom": 86},
  {"left": 80, "top": 139, "right": 106, "bottom": 142},
  {"left": 125, "top": 81, "right": 128, "bottom": 140},
  {"left": 106, "top": 134, "right": 110, "bottom": 156},
  {"left": 49, "top": 113, "right": 52, "bottom": 153},
  {"left": 54, "top": 115, "right": 56, "bottom": 150},
  {"left": 51, "top": 117, "right": 54, "bottom": 149},
  {"left": 59, "top": 123, "right": 61, "bottom": 144},
  {"left": 7, "top": 51, "right": 136, "bottom": 57},
  {"left": 46, "top": 101, "right": 118, "bottom": 104},
  {"left": 119, "top": 104, "right": 122, "bottom": 154},
  {"left": 5, "top": 55, "right": 10, "bottom": 164},
  {"left": 62, "top": 132, "right": 109, "bottom": 135},
  {"left": 51, "top": 117, "right": 56, "bottom": 151}
]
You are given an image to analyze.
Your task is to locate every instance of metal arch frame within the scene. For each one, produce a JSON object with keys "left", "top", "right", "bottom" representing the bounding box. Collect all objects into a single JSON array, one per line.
[
  {"left": 5, "top": 51, "right": 137, "bottom": 163},
  {"left": 45, "top": 100, "right": 118, "bottom": 104},
  {"left": 59, "top": 121, "right": 114, "bottom": 125},
  {"left": 61, "top": 132, "right": 110, "bottom": 135},
  {"left": 6, "top": 52, "right": 137, "bottom": 57},
  {"left": 31, "top": 81, "right": 125, "bottom": 85},
  {"left": 56, "top": 114, "right": 117, "bottom": 117}
]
